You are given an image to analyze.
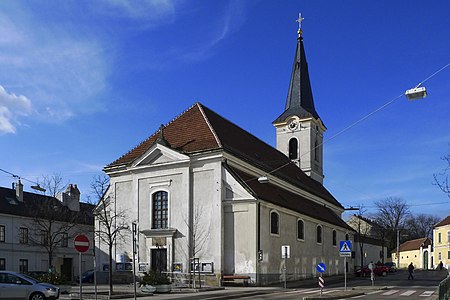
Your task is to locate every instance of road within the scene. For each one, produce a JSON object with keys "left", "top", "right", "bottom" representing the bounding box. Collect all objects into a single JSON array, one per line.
[{"left": 64, "top": 269, "right": 448, "bottom": 300}]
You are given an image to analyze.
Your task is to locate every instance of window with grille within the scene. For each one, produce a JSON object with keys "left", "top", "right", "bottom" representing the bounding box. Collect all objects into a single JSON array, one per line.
[
  {"left": 0, "top": 258, "right": 5, "bottom": 270},
  {"left": 152, "top": 191, "right": 168, "bottom": 229},
  {"left": 19, "top": 227, "right": 28, "bottom": 244},
  {"left": 61, "top": 233, "right": 68, "bottom": 247},
  {"left": 0, "top": 226, "right": 5, "bottom": 242},
  {"left": 19, "top": 259, "right": 28, "bottom": 273}
]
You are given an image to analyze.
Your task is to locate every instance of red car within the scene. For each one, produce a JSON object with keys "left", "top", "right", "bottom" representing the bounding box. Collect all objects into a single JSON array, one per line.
[{"left": 355, "top": 264, "right": 389, "bottom": 277}]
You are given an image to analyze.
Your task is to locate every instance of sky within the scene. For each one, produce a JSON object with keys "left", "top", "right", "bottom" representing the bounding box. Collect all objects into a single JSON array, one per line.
[{"left": 1, "top": 1, "right": 449, "bottom": 219}]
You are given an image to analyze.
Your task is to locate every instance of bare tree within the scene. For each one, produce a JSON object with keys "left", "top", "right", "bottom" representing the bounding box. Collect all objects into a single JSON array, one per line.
[
  {"left": 347, "top": 207, "right": 372, "bottom": 268},
  {"left": 38, "top": 173, "right": 67, "bottom": 197},
  {"left": 184, "top": 202, "right": 210, "bottom": 288},
  {"left": 404, "top": 214, "right": 441, "bottom": 239},
  {"left": 372, "top": 197, "right": 410, "bottom": 252},
  {"left": 434, "top": 150, "right": 450, "bottom": 197},
  {"left": 92, "top": 175, "right": 129, "bottom": 295}
]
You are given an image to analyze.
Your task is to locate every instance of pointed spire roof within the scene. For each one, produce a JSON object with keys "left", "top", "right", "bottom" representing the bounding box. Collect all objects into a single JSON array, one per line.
[{"left": 273, "top": 30, "right": 321, "bottom": 124}]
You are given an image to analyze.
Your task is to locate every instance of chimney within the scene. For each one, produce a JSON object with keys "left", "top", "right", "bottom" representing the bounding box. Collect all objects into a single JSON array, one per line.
[
  {"left": 57, "top": 183, "right": 80, "bottom": 211},
  {"left": 15, "top": 179, "right": 23, "bottom": 202}
]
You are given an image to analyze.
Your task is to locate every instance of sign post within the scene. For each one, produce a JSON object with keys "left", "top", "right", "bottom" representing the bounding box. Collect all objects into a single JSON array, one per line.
[
  {"left": 368, "top": 262, "right": 375, "bottom": 286},
  {"left": 339, "top": 240, "right": 352, "bottom": 291},
  {"left": 281, "top": 245, "right": 290, "bottom": 289},
  {"left": 74, "top": 234, "right": 90, "bottom": 300},
  {"left": 316, "top": 263, "right": 326, "bottom": 296}
]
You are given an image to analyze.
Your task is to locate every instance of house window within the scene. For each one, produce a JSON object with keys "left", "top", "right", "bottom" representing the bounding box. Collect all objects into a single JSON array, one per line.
[
  {"left": 61, "top": 233, "right": 68, "bottom": 247},
  {"left": 288, "top": 138, "right": 298, "bottom": 160},
  {"left": 19, "top": 227, "right": 28, "bottom": 244},
  {"left": 447, "top": 231, "right": 450, "bottom": 242},
  {"left": 19, "top": 259, "right": 28, "bottom": 273},
  {"left": 297, "top": 219, "right": 304, "bottom": 240},
  {"left": 152, "top": 191, "right": 168, "bottom": 229},
  {"left": 40, "top": 230, "right": 49, "bottom": 245},
  {"left": 0, "top": 225, "right": 5, "bottom": 242},
  {"left": 0, "top": 258, "right": 5, "bottom": 270},
  {"left": 345, "top": 233, "right": 349, "bottom": 241},
  {"left": 448, "top": 251, "right": 450, "bottom": 259},
  {"left": 438, "top": 252, "right": 442, "bottom": 260},
  {"left": 332, "top": 230, "right": 337, "bottom": 246},
  {"left": 316, "top": 225, "right": 322, "bottom": 244},
  {"left": 270, "top": 211, "right": 280, "bottom": 235},
  {"left": 438, "top": 233, "right": 442, "bottom": 243}
]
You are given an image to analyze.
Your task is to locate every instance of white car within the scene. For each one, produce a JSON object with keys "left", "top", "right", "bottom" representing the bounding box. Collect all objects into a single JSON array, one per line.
[{"left": 0, "top": 271, "right": 59, "bottom": 300}]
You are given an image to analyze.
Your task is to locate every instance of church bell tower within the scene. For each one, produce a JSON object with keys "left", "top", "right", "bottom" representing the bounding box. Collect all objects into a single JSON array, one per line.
[{"left": 273, "top": 14, "right": 326, "bottom": 184}]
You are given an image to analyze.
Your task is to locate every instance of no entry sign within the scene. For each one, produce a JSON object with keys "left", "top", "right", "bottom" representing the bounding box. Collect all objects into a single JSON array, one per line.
[{"left": 74, "top": 234, "right": 90, "bottom": 253}]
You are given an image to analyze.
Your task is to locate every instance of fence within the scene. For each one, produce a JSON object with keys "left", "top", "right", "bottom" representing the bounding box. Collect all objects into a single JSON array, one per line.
[{"left": 438, "top": 275, "right": 450, "bottom": 300}]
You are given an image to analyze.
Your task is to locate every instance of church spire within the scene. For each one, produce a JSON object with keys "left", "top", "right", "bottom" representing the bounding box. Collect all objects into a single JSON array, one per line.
[
  {"left": 273, "top": 14, "right": 321, "bottom": 124},
  {"left": 273, "top": 14, "right": 326, "bottom": 184}
]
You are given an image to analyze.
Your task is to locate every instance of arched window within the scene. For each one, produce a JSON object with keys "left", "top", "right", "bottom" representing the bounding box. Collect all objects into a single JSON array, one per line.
[
  {"left": 289, "top": 138, "right": 298, "bottom": 160},
  {"left": 152, "top": 191, "right": 168, "bottom": 229},
  {"left": 270, "top": 211, "right": 279, "bottom": 235},
  {"left": 345, "top": 233, "right": 349, "bottom": 241},
  {"left": 316, "top": 225, "right": 322, "bottom": 243},
  {"left": 297, "top": 219, "right": 304, "bottom": 240},
  {"left": 332, "top": 230, "right": 337, "bottom": 246}
]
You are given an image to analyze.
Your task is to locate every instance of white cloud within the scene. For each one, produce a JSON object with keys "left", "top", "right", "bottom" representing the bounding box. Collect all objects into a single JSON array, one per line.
[
  {"left": 0, "top": 8, "right": 109, "bottom": 127},
  {"left": 0, "top": 85, "right": 32, "bottom": 134}
]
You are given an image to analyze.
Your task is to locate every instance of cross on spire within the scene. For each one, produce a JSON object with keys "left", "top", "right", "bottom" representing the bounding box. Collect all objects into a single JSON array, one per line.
[{"left": 296, "top": 13, "right": 304, "bottom": 38}]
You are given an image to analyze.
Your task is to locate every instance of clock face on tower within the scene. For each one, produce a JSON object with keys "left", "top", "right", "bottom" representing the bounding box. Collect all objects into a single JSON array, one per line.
[{"left": 287, "top": 120, "right": 298, "bottom": 131}]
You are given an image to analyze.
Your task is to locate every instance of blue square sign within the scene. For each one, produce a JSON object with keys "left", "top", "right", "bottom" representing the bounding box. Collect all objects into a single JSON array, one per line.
[{"left": 339, "top": 240, "right": 352, "bottom": 257}]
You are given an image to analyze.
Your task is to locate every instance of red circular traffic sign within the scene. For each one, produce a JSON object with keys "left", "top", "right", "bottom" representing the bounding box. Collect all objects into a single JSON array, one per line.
[{"left": 74, "top": 234, "right": 90, "bottom": 253}]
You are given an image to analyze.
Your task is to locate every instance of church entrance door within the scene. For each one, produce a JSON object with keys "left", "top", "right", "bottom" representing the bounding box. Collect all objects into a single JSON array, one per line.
[{"left": 151, "top": 248, "right": 167, "bottom": 275}]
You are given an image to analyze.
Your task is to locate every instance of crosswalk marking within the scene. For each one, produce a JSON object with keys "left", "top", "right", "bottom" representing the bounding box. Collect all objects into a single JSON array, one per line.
[
  {"left": 420, "top": 291, "right": 434, "bottom": 297},
  {"left": 382, "top": 290, "right": 399, "bottom": 295},
  {"left": 400, "top": 290, "right": 416, "bottom": 296},
  {"left": 303, "top": 290, "right": 319, "bottom": 294},
  {"left": 367, "top": 290, "right": 383, "bottom": 295}
]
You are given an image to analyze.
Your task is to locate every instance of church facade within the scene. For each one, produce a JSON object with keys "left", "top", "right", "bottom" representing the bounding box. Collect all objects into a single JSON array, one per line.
[{"left": 98, "top": 27, "right": 354, "bottom": 285}]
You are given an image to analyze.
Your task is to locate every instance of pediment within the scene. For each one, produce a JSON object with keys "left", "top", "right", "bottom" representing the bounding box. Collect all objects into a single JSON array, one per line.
[{"left": 131, "top": 143, "right": 189, "bottom": 168}]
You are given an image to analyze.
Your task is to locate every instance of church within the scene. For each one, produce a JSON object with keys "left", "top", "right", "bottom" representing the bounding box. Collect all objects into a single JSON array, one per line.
[{"left": 98, "top": 23, "right": 354, "bottom": 286}]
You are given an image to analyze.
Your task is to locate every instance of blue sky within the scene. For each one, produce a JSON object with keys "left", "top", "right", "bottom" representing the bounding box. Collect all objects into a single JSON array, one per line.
[{"left": 1, "top": 1, "right": 449, "bottom": 219}]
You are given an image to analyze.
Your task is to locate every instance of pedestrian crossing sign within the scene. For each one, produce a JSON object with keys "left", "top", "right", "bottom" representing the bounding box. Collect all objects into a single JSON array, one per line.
[{"left": 339, "top": 240, "right": 352, "bottom": 257}]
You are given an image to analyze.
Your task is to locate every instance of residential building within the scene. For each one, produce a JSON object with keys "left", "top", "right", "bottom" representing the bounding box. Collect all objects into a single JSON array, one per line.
[
  {"left": 391, "top": 237, "right": 432, "bottom": 269},
  {"left": 97, "top": 26, "right": 354, "bottom": 286},
  {"left": 433, "top": 215, "right": 450, "bottom": 269},
  {"left": 0, "top": 181, "right": 94, "bottom": 280},
  {"left": 347, "top": 215, "right": 388, "bottom": 268}
]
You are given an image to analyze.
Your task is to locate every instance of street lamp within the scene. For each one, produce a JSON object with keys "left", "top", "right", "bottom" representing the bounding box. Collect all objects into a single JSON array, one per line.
[{"left": 405, "top": 86, "right": 427, "bottom": 100}]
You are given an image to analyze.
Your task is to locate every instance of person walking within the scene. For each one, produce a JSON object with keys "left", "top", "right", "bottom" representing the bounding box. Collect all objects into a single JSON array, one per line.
[{"left": 408, "top": 262, "right": 415, "bottom": 280}]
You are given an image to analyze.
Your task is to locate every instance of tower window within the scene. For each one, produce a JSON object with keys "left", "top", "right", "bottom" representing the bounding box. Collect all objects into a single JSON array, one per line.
[
  {"left": 314, "top": 139, "right": 320, "bottom": 162},
  {"left": 289, "top": 138, "right": 298, "bottom": 160}
]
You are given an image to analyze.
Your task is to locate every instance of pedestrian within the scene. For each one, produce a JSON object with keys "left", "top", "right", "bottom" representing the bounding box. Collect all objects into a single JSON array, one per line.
[
  {"left": 408, "top": 262, "right": 414, "bottom": 280},
  {"left": 439, "top": 261, "right": 443, "bottom": 270}
]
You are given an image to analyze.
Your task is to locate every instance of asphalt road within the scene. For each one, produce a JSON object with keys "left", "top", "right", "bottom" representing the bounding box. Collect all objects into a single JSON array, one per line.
[{"left": 63, "top": 269, "right": 449, "bottom": 300}]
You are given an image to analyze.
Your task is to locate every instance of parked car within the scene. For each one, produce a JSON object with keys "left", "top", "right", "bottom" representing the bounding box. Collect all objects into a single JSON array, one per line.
[
  {"left": 0, "top": 270, "right": 60, "bottom": 300},
  {"left": 384, "top": 262, "right": 397, "bottom": 272},
  {"left": 77, "top": 270, "right": 94, "bottom": 283},
  {"left": 355, "top": 264, "right": 389, "bottom": 277}
]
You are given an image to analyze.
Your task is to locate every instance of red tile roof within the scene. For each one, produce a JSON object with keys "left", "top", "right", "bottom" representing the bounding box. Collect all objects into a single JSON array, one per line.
[
  {"left": 435, "top": 215, "right": 450, "bottom": 228},
  {"left": 399, "top": 237, "right": 432, "bottom": 252},
  {"left": 107, "top": 102, "right": 343, "bottom": 209}
]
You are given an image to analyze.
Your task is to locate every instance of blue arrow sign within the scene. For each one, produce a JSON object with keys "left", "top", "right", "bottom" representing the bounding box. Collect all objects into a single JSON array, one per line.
[{"left": 316, "top": 262, "right": 326, "bottom": 273}]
